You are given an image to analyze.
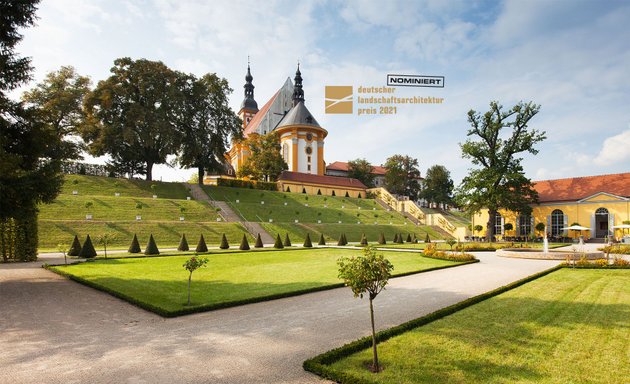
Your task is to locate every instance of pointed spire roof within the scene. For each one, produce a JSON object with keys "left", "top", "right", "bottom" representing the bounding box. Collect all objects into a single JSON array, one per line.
[
  {"left": 292, "top": 63, "right": 304, "bottom": 106},
  {"left": 241, "top": 60, "right": 258, "bottom": 111},
  {"left": 277, "top": 101, "right": 324, "bottom": 131}
]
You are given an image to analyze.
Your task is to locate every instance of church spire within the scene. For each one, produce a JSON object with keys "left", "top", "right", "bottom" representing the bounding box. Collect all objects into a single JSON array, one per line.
[
  {"left": 292, "top": 62, "right": 304, "bottom": 106},
  {"left": 241, "top": 58, "right": 258, "bottom": 112}
]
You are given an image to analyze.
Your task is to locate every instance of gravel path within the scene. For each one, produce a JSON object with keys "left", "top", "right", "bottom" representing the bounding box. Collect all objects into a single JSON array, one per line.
[{"left": 0, "top": 253, "right": 560, "bottom": 383}]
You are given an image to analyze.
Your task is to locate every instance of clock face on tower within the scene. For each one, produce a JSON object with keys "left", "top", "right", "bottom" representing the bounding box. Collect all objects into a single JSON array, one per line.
[{"left": 306, "top": 133, "right": 313, "bottom": 141}]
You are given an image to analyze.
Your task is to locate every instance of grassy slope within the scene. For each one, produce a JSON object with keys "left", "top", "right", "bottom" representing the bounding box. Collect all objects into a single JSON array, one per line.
[
  {"left": 61, "top": 174, "right": 191, "bottom": 199},
  {"left": 50, "top": 248, "right": 461, "bottom": 314},
  {"left": 328, "top": 269, "right": 630, "bottom": 384}
]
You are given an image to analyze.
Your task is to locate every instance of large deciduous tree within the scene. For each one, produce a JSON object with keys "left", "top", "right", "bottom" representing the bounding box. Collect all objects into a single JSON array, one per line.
[
  {"left": 81, "top": 58, "right": 180, "bottom": 181},
  {"left": 420, "top": 165, "right": 454, "bottom": 208},
  {"left": 383, "top": 154, "right": 421, "bottom": 199},
  {"left": 347, "top": 158, "right": 375, "bottom": 188},
  {"left": 456, "top": 101, "right": 545, "bottom": 241},
  {"left": 1, "top": 0, "right": 65, "bottom": 262},
  {"left": 22, "top": 65, "right": 91, "bottom": 160},
  {"left": 237, "top": 132, "right": 287, "bottom": 181},
  {"left": 176, "top": 73, "right": 241, "bottom": 185}
]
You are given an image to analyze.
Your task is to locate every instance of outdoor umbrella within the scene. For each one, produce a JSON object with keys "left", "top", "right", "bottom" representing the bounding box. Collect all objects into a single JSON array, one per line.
[
  {"left": 612, "top": 224, "right": 630, "bottom": 238},
  {"left": 561, "top": 225, "right": 591, "bottom": 240}
]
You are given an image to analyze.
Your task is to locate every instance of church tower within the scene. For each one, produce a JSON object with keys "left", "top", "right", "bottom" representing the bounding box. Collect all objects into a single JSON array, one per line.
[{"left": 238, "top": 62, "right": 258, "bottom": 128}]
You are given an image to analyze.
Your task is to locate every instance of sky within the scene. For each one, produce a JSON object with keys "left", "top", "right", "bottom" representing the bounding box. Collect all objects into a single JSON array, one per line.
[{"left": 15, "top": 0, "right": 630, "bottom": 183}]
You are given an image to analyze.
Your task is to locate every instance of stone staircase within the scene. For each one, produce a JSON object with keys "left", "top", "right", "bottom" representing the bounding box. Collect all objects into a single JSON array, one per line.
[{"left": 183, "top": 183, "right": 275, "bottom": 244}]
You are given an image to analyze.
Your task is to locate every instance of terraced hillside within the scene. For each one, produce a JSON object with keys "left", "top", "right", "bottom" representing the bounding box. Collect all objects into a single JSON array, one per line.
[{"left": 38, "top": 175, "right": 247, "bottom": 251}]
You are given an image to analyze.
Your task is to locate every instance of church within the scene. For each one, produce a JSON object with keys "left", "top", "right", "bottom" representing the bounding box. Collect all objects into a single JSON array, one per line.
[{"left": 216, "top": 64, "right": 368, "bottom": 198}]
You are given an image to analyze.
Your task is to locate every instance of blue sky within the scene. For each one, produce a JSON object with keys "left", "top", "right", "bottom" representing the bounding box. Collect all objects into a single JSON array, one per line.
[{"left": 17, "top": 0, "right": 630, "bottom": 183}]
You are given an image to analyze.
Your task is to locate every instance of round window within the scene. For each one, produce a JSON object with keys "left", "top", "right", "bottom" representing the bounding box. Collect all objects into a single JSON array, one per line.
[
  {"left": 306, "top": 133, "right": 313, "bottom": 141},
  {"left": 305, "top": 146, "right": 313, "bottom": 155}
]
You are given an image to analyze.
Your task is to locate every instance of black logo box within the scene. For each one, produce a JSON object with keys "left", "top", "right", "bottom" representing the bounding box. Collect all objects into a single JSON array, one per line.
[{"left": 387, "top": 74, "right": 445, "bottom": 88}]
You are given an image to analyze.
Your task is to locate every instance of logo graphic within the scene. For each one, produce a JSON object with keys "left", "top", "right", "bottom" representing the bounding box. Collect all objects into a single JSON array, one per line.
[
  {"left": 387, "top": 74, "right": 444, "bottom": 88},
  {"left": 325, "top": 86, "right": 353, "bottom": 114}
]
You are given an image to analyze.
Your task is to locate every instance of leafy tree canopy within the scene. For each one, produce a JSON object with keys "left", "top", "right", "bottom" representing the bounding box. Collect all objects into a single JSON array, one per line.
[
  {"left": 420, "top": 164, "right": 454, "bottom": 207},
  {"left": 383, "top": 154, "right": 421, "bottom": 199},
  {"left": 347, "top": 158, "right": 375, "bottom": 188},
  {"left": 237, "top": 132, "right": 287, "bottom": 181}
]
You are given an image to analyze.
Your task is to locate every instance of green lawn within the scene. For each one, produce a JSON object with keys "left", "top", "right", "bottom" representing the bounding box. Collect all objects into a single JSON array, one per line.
[
  {"left": 49, "top": 248, "right": 465, "bottom": 316},
  {"left": 61, "top": 174, "right": 191, "bottom": 199},
  {"left": 261, "top": 223, "right": 443, "bottom": 243},
  {"left": 325, "top": 269, "right": 629, "bottom": 383}
]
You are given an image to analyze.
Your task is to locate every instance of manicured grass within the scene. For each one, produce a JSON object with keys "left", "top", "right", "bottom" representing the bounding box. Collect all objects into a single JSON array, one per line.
[
  {"left": 61, "top": 174, "right": 191, "bottom": 199},
  {"left": 324, "top": 269, "right": 630, "bottom": 383},
  {"left": 49, "top": 248, "right": 465, "bottom": 316},
  {"left": 379, "top": 242, "right": 567, "bottom": 250},
  {"left": 204, "top": 185, "right": 410, "bottom": 224},
  {"left": 39, "top": 221, "right": 249, "bottom": 251},
  {"left": 261, "top": 223, "right": 443, "bottom": 244}
]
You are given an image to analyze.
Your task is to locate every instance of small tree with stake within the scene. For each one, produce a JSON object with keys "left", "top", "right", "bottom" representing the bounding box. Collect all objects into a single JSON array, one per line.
[
  {"left": 97, "top": 233, "right": 116, "bottom": 259},
  {"left": 183, "top": 255, "right": 208, "bottom": 306},
  {"left": 338, "top": 246, "right": 393, "bottom": 373},
  {"left": 57, "top": 243, "right": 68, "bottom": 265}
]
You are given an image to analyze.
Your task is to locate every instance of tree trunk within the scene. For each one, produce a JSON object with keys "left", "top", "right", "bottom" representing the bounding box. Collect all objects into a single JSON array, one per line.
[
  {"left": 146, "top": 161, "right": 154, "bottom": 181},
  {"left": 369, "top": 298, "right": 379, "bottom": 372},
  {"left": 198, "top": 167, "right": 204, "bottom": 186},
  {"left": 187, "top": 272, "right": 192, "bottom": 305},
  {"left": 487, "top": 208, "right": 496, "bottom": 242}
]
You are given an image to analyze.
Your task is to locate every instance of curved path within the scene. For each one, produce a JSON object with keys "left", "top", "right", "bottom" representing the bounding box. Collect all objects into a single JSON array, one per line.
[{"left": 0, "top": 253, "right": 559, "bottom": 383}]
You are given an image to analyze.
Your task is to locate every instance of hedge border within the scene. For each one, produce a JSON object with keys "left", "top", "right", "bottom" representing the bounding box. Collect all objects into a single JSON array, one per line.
[
  {"left": 302, "top": 264, "right": 565, "bottom": 383},
  {"left": 45, "top": 255, "right": 475, "bottom": 318}
]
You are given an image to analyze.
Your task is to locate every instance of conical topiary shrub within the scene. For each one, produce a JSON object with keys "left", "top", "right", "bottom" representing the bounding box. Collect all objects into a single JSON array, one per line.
[
  {"left": 393, "top": 233, "right": 399, "bottom": 243},
  {"left": 413, "top": 234, "right": 418, "bottom": 243},
  {"left": 196, "top": 234, "right": 208, "bottom": 252},
  {"left": 396, "top": 233, "right": 404, "bottom": 244},
  {"left": 178, "top": 234, "right": 190, "bottom": 251},
  {"left": 240, "top": 234, "right": 250, "bottom": 250},
  {"left": 68, "top": 235, "right": 82, "bottom": 256},
  {"left": 378, "top": 232, "right": 386, "bottom": 245},
  {"left": 343, "top": 233, "right": 348, "bottom": 245},
  {"left": 284, "top": 233, "right": 292, "bottom": 247},
  {"left": 254, "top": 233, "right": 264, "bottom": 248},
  {"left": 425, "top": 233, "right": 431, "bottom": 243},
  {"left": 360, "top": 233, "right": 368, "bottom": 246},
  {"left": 274, "top": 234, "right": 284, "bottom": 249},
  {"left": 128, "top": 234, "right": 141, "bottom": 253},
  {"left": 337, "top": 233, "right": 345, "bottom": 246},
  {"left": 79, "top": 234, "right": 97, "bottom": 258},
  {"left": 406, "top": 233, "right": 412, "bottom": 243},
  {"left": 303, "top": 233, "right": 313, "bottom": 248},
  {"left": 219, "top": 233, "right": 229, "bottom": 250},
  {"left": 144, "top": 234, "right": 160, "bottom": 255},
  {"left": 318, "top": 233, "right": 326, "bottom": 246}
]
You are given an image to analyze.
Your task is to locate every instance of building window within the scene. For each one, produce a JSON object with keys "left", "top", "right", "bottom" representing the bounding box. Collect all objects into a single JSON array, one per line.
[
  {"left": 494, "top": 212, "right": 503, "bottom": 235},
  {"left": 305, "top": 146, "right": 312, "bottom": 155},
  {"left": 307, "top": 165, "right": 311, "bottom": 172},
  {"left": 282, "top": 143, "right": 289, "bottom": 162},
  {"left": 519, "top": 215, "right": 531, "bottom": 236},
  {"left": 307, "top": 156, "right": 311, "bottom": 163},
  {"left": 551, "top": 209, "right": 564, "bottom": 236}
]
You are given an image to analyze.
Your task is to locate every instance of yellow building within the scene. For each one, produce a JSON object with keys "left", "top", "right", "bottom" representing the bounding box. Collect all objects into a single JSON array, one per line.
[{"left": 472, "top": 173, "right": 630, "bottom": 241}]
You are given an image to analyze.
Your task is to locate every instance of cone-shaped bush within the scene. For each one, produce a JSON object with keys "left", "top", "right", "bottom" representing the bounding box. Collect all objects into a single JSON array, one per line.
[
  {"left": 79, "top": 234, "right": 97, "bottom": 258},
  {"left": 337, "top": 233, "right": 345, "bottom": 246},
  {"left": 128, "top": 234, "right": 141, "bottom": 253},
  {"left": 219, "top": 233, "right": 229, "bottom": 250},
  {"left": 360, "top": 233, "right": 368, "bottom": 246},
  {"left": 284, "top": 233, "right": 292, "bottom": 247},
  {"left": 425, "top": 233, "right": 431, "bottom": 243},
  {"left": 343, "top": 233, "right": 348, "bottom": 245},
  {"left": 406, "top": 233, "right": 412, "bottom": 243},
  {"left": 178, "top": 234, "right": 190, "bottom": 251},
  {"left": 68, "top": 235, "right": 82, "bottom": 256},
  {"left": 240, "top": 234, "right": 250, "bottom": 250},
  {"left": 274, "top": 234, "right": 284, "bottom": 249},
  {"left": 196, "top": 234, "right": 208, "bottom": 252},
  {"left": 318, "top": 233, "right": 326, "bottom": 245},
  {"left": 144, "top": 234, "right": 160, "bottom": 255},
  {"left": 378, "top": 232, "right": 386, "bottom": 245},
  {"left": 303, "top": 233, "right": 313, "bottom": 248},
  {"left": 393, "top": 233, "right": 399, "bottom": 243},
  {"left": 413, "top": 233, "right": 418, "bottom": 243},
  {"left": 254, "top": 233, "right": 264, "bottom": 248},
  {"left": 397, "top": 233, "right": 404, "bottom": 244}
]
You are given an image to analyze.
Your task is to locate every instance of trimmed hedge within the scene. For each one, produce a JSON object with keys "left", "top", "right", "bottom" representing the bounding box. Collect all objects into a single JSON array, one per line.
[
  {"left": 239, "top": 234, "right": 250, "bottom": 251},
  {"left": 219, "top": 233, "right": 229, "bottom": 250},
  {"left": 196, "top": 234, "right": 208, "bottom": 253},
  {"left": 303, "top": 264, "right": 563, "bottom": 382},
  {"left": 68, "top": 235, "right": 82, "bottom": 256},
  {"left": 318, "top": 233, "right": 326, "bottom": 246},
  {"left": 217, "top": 178, "right": 277, "bottom": 191},
  {"left": 128, "top": 234, "right": 141, "bottom": 253},
  {"left": 178, "top": 234, "right": 189, "bottom": 252},
  {"left": 274, "top": 234, "right": 284, "bottom": 249},
  {"left": 144, "top": 234, "right": 159, "bottom": 255},
  {"left": 254, "top": 233, "right": 264, "bottom": 248},
  {"left": 79, "top": 234, "right": 97, "bottom": 258},
  {"left": 303, "top": 233, "right": 313, "bottom": 248}
]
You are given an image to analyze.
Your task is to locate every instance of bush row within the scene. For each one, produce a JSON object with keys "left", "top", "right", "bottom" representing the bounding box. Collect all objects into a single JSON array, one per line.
[
  {"left": 217, "top": 178, "right": 277, "bottom": 191},
  {"left": 424, "top": 244, "right": 476, "bottom": 262}
]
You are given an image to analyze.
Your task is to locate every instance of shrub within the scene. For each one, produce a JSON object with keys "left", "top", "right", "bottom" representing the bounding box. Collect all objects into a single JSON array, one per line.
[
  {"left": 360, "top": 233, "right": 368, "bottom": 246},
  {"left": 128, "top": 234, "right": 141, "bottom": 253},
  {"left": 378, "top": 232, "right": 386, "bottom": 245},
  {"left": 445, "top": 239, "right": 457, "bottom": 251},
  {"left": 424, "top": 243, "right": 476, "bottom": 262},
  {"left": 178, "top": 234, "right": 189, "bottom": 252},
  {"left": 535, "top": 222, "right": 546, "bottom": 234},
  {"left": 144, "top": 234, "right": 160, "bottom": 255},
  {"left": 425, "top": 233, "right": 431, "bottom": 243},
  {"left": 239, "top": 234, "right": 250, "bottom": 250},
  {"left": 406, "top": 233, "right": 412, "bottom": 243},
  {"left": 613, "top": 257, "right": 630, "bottom": 266},
  {"left": 393, "top": 233, "right": 399, "bottom": 243},
  {"left": 68, "top": 235, "right": 82, "bottom": 256},
  {"left": 219, "top": 234, "right": 229, "bottom": 250},
  {"left": 284, "top": 233, "right": 292, "bottom": 247},
  {"left": 303, "top": 233, "right": 313, "bottom": 248},
  {"left": 274, "top": 234, "right": 284, "bottom": 249},
  {"left": 196, "top": 234, "right": 208, "bottom": 252},
  {"left": 473, "top": 224, "right": 483, "bottom": 233},
  {"left": 254, "top": 233, "right": 264, "bottom": 248},
  {"left": 79, "top": 234, "right": 97, "bottom": 258},
  {"left": 216, "top": 178, "right": 277, "bottom": 191},
  {"left": 396, "top": 233, "right": 404, "bottom": 244},
  {"left": 318, "top": 233, "right": 326, "bottom": 246}
]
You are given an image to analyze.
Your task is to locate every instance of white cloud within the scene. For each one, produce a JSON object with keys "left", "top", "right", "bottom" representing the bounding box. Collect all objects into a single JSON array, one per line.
[{"left": 594, "top": 129, "right": 630, "bottom": 166}]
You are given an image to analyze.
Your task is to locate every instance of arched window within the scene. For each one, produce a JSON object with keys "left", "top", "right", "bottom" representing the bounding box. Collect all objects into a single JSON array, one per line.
[
  {"left": 551, "top": 209, "right": 564, "bottom": 236},
  {"left": 494, "top": 212, "right": 503, "bottom": 235},
  {"left": 282, "top": 143, "right": 289, "bottom": 162},
  {"left": 595, "top": 207, "right": 609, "bottom": 215}
]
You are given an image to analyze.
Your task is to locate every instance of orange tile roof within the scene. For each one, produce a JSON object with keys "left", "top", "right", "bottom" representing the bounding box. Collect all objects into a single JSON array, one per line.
[
  {"left": 534, "top": 172, "right": 630, "bottom": 203},
  {"left": 278, "top": 171, "right": 367, "bottom": 189},
  {"left": 326, "top": 161, "right": 387, "bottom": 175},
  {"left": 243, "top": 90, "right": 279, "bottom": 138}
]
